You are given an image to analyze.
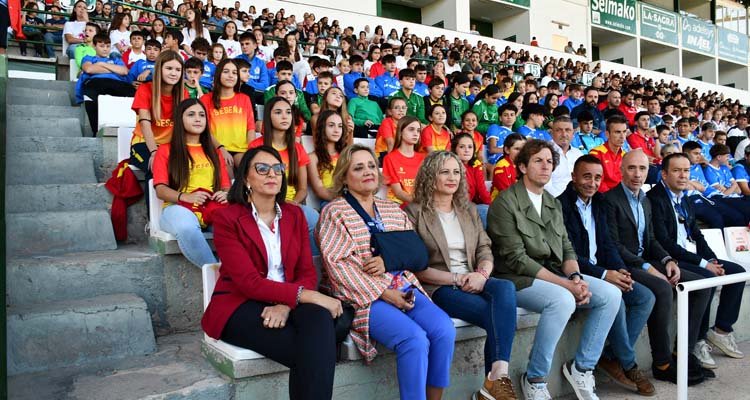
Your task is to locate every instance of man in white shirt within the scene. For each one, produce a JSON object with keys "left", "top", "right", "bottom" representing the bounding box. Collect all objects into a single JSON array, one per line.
[{"left": 546, "top": 116, "right": 583, "bottom": 197}]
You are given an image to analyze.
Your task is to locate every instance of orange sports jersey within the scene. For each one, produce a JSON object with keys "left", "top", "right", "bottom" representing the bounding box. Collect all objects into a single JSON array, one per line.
[
  {"left": 249, "top": 137, "right": 310, "bottom": 201},
  {"left": 131, "top": 82, "right": 190, "bottom": 145},
  {"left": 472, "top": 130, "right": 484, "bottom": 155},
  {"left": 375, "top": 117, "right": 397, "bottom": 155},
  {"left": 200, "top": 92, "right": 255, "bottom": 153},
  {"left": 491, "top": 157, "right": 516, "bottom": 200},
  {"left": 421, "top": 124, "right": 452, "bottom": 152},
  {"left": 589, "top": 144, "right": 625, "bottom": 193},
  {"left": 382, "top": 149, "right": 426, "bottom": 204},
  {"left": 151, "top": 143, "right": 231, "bottom": 206}
]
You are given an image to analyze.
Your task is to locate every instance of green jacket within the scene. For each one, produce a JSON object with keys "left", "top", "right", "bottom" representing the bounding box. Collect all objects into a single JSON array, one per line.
[
  {"left": 348, "top": 96, "right": 384, "bottom": 126},
  {"left": 448, "top": 95, "right": 470, "bottom": 131},
  {"left": 264, "top": 85, "right": 312, "bottom": 121},
  {"left": 390, "top": 89, "right": 426, "bottom": 124},
  {"left": 472, "top": 100, "right": 499, "bottom": 135},
  {"left": 486, "top": 181, "right": 577, "bottom": 290}
]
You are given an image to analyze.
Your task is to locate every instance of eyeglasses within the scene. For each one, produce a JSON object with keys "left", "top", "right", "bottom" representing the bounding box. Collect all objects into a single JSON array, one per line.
[{"left": 254, "top": 162, "right": 285, "bottom": 175}]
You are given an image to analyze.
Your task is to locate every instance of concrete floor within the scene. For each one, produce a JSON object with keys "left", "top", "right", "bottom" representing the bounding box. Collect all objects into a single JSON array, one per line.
[{"left": 565, "top": 340, "right": 750, "bottom": 400}]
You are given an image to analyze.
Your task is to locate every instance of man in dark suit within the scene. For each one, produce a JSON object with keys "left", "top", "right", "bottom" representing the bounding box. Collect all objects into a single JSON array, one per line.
[
  {"left": 605, "top": 149, "right": 712, "bottom": 385},
  {"left": 648, "top": 153, "right": 746, "bottom": 370},
  {"left": 558, "top": 155, "right": 656, "bottom": 396}
]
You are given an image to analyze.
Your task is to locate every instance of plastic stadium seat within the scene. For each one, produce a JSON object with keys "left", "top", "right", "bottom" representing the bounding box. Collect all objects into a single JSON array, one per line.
[
  {"left": 69, "top": 59, "right": 80, "bottom": 82},
  {"left": 702, "top": 229, "right": 729, "bottom": 261},
  {"left": 201, "top": 263, "right": 265, "bottom": 360},
  {"left": 97, "top": 95, "right": 135, "bottom": 132},
  {"left": 301, "top": 135, "right": 314, "bottom": 153},
  {"left": 148, "top": 179, "right": 213, "bottom": 252}
]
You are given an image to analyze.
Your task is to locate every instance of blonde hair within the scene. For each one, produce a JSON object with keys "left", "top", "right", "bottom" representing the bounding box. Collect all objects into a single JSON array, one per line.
[
  {"left": 331, "top": 144, "right": 384, "bottom": 197},
  {"left": 413, "top": 151, "right": 469, "bottom": 214}
]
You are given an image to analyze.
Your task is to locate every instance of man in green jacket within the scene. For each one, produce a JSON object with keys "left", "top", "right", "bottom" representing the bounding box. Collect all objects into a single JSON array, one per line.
[
  {"left": 486, "top": 138, "right": 621, "bottom": 400},
  {"left": 348, "top": 78, "right": 384, "bottom": 138}
]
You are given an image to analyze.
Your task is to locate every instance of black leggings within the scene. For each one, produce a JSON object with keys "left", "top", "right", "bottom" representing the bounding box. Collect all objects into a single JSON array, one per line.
[
  {"left": 0, "top": 5, "right": 9, "bottom": 50},
  {"left": 221, "top": 300, "right": 337, "bottom": 400},
  {"left": 82, "top": 78, "right": 135, "bottom": 134}
]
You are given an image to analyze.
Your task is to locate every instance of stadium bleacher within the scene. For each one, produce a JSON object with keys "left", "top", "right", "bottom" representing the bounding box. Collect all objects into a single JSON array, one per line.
[{"left": 6, "top": 0, "right": 750, "bottom": 399}]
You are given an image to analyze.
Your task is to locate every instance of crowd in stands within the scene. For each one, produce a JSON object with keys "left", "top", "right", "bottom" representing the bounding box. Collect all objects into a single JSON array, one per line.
[{"left": 31, "top": 0, "right": 750, "bottom": 399}]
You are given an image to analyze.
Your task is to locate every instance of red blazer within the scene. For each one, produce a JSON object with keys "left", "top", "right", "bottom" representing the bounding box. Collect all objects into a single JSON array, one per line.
[{"left": 201, "top": 202, "right": 318, "bottom": 339}]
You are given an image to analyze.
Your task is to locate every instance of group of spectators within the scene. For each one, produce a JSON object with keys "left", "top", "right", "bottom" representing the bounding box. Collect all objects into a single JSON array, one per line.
[{"left": 54, "top": 1, "right": 750, "bottom": 399}]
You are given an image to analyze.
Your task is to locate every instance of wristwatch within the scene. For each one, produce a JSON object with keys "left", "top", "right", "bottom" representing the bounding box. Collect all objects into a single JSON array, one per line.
[{"left": 567, "top": 272, "right": 584, "bottom": 281}]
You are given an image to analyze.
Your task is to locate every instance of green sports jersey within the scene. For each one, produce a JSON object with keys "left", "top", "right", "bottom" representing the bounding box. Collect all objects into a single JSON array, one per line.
[{"left": 448, "top": 95, "right": 470, "bottom": 131}]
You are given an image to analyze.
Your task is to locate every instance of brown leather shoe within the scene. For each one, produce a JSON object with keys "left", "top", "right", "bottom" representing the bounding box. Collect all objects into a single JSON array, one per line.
[
  {"left": 596, "top": 357, "right": 637, "bottom": 392},
  {"left": 624, "top": 366, "right": 656, "bottom": 396},
  {"left": 477, "top": 375, "right": 518, "bottom": 400}
]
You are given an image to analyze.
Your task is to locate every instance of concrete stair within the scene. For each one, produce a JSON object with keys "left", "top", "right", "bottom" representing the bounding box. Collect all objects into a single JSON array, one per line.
[
  {"left": 7, "top": 332, "right": 230, "bottom": 400},
  {"left": 4, "top": 78, "right": 159, "bottom": 380},
  {"left": 7, "top": 294, "right": 156, "bottom": 375}
]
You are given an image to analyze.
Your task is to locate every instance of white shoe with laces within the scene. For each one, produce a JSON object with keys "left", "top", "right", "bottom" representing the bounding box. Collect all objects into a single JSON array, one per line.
[
  {"left": 707, "top": 329, "right": 744, "bottom": 359},
  {"left": 520, "top": 373, "right": 551, "bottom": 400},
  {"left": 693, "top": 339, "right": 718, "bottom": 369},
  {"left": 562, "top": 361, "right": 599, "bottom": 400}
]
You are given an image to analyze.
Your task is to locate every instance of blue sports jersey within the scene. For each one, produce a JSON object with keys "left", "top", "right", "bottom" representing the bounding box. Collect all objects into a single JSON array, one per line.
[
  {"left": 127, "top": 59, "right": 155, "bottom": 83},
  {"left": 732, "top": 164, "right": 749, "bottom": 182},
  {"left": 689, "top": 164, "right": 720, "bottom": 197},
  {"left": 200, "top": 60, "right": 215, "bottom": 90},
  {"left": 704, "top": 164, "right": 735, "bottom": 191},
  {"left": 75, "top": 55, "right": 128, "bottom": 103},
  {"left": 486, "top": 124, "right": 513, "bottom": 165},
  {"left": 414, "top": 81, "right": 429, "bottom": 97},
  {"left": 519, "top": 125, "right": 551, "bottom": 141}
]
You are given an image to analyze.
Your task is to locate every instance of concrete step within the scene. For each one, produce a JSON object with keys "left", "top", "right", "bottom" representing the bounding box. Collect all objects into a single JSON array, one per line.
[
  {"left": 6, "top": 152, "right": 97, "bottom": 185},
  {"left": 9, "top": 77, "right": 76, "bottom": 93},
  {"left": 7, "top": 118, "right": 82, "bottom": 138},
  {"left": 7, "top": 294, "right": 157, "bottom": 376},
  {"left": 6, "top": 183, "right": 110, "bottom": 213},
  {"left": 7, "top": 210, "right": 117, "bottom": 256},
  {"left": 7, "top": 138, "right": 105, "bottom": 181},
  {"left": 8, "top": 104, "right": 84, "bottom": 119},
  {"left": 7, "top": 246, "right": 162, "bottom": 310},
  {"left": 8, "top": 331, "right": 230, "bottom": 400},
  {"left": 9, "top": 88, "right": 71, "bottom": 106}
]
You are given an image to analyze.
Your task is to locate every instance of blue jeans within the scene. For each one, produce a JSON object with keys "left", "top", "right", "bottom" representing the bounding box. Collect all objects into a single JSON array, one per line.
[
  {"left": 605, "top": 281, "right": 655, "bottom": 370},
  {"left": 299, "top": 204, "right": 319, "bottom": 256},
  {"left": 66, "top": 43, "right": 79, "bottom": 59},
  {"left": 160, "top": 204, "right": 217, "bottom": 267},
  {"left": 44, "top": 32, "right": 61, "bottom": 58},
  {"left": 369, "top": 289, "right": 456, "bottom": 400},
  {"left": 516, "top": 275, "right": 621, "bottom": 380},
  {"left": 475, "top": 204, "right": 489, "bottom": 229},
  {"left": 432, "top": 278, "right": 516, "bottom": 373}
]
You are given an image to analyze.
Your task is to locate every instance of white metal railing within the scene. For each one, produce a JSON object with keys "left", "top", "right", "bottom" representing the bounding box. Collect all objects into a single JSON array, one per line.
[{"left": 676, "top": 272, "right": 750, "bottom": 399}]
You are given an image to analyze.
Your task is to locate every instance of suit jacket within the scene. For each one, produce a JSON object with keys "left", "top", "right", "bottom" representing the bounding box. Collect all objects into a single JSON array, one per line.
[
  {"left": 404, "top": 202, "right": 493, "bottom": 294},
  {"left": 647, "top": 182, "right": 716, "bottom": 264},
  {"left": 201, "top": 202, "right": 318, "bottom": 340},
  {"left": 558, "top": 182, "right": 626, "bottom": 277},
  {"left": 486, "top": 181, "right": 577, "bottom": 290},
  {"left": 604, "top": 183, "right": 670, "bottom": 271}
]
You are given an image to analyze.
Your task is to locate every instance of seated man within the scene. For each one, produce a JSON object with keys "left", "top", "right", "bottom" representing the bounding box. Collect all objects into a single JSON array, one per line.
[
  {"left": 605, "top": 150, "right": 713, "bottom": 386},
  {"left": 648, "top": 153, "right": 745, "bottom": 369},
  {"left": 558, "top": 155, "right": 656, "bottom": 396},
  {"left": 487, "top": 139, "right": 621, "bottom": 400},
  {"left": 76, "top": 33, "right": 135, "bottom": 134},
  {"left": 590, "top": 115, "right": 628, "bottom": 192},
  {"left": 546, "top": 116, "right": 583, "bottom": 197}
]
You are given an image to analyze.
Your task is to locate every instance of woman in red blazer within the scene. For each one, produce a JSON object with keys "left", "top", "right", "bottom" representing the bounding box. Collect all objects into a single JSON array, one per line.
[{"left": 201, "top": 145, "right": 343, "bottom": 400}]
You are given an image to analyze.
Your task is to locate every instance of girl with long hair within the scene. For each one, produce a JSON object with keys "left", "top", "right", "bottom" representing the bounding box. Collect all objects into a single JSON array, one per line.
[
  {"left": 181, "top": 8, "right": 212, "bottom": 55},
  {"left": 200, "top": 59, "right": 255, "bottom": 174},
  {"left": 129, "top": 51, "right": 187, "bottom": 174},
  {"left": 421, "top": 104, "right": 452, "bottom": 153},
  {"left": 218, "top": 21, "right": 240, "bottom": 58},
  {"left": 307, "top": 111, "right": 348, "bottom": 203},
  {"left": 314, "top": 87, "right": 354, "bottom": 144},
  {"left": 152, "top": 99, "right": 230, "bottom": 267},
  {"left": 471, "top": 84, "right": 501, "bottom": 135},
  {"left": 63, "top": 0, "right": 90, "bottom": 58},
  {"left": 382, "top": 116, "right": 425, "bottom": 204},
  {"left": 150, "top": 18, "right": 166, "bottom": 43},
  {"left": 108, "top": 13, "right": 132, "bottom": 57}
]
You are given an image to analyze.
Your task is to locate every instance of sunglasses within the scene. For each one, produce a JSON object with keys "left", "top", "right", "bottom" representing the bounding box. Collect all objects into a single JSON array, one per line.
[{"left": 254, "top": 162, "right": 285, "bottom": 175}]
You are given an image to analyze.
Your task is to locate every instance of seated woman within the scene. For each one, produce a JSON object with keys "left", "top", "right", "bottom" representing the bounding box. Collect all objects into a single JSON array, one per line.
[
  {"left": 486, "top": 139, "right": 621, "bottom": 399},
  {"left": 250, "top": 97, "right": 320, "bottom": 255},
  {"left": 405, "top": 151, "right": 518, "bottom": 400},
  {"left": 152, "top": 99, "right": 230, "bottom": 267},
  {"left": 202, "top": 146, "right": 343, "bottom": 400},
  {"left": 451, "top": 133, "right": 491, "bottom": 227},
  {"left": 317, "top": 144, "right": 456, "bottom": 400},
  {"left": 307, "top": 110, "right": 347, "bottom": 208}
]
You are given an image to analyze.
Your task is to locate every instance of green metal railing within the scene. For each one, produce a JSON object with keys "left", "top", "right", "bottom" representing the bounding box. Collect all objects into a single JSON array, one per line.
[{"left": 0, "top": 54, "right": 8, "bottom": 400}]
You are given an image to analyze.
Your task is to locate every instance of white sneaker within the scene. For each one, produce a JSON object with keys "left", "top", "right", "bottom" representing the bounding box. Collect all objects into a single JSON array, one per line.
[
  {"left": 707, "top": 329, "right": 744, "bottom": 359},
  {"left": 693, "top": 340, "right": 718, "bottom": 369},
  {"left": 520, "top": 373, "right": 551, "bottom": 400},
  {"left": 562, "top": 361, "right": 599, "bottom": 400}
]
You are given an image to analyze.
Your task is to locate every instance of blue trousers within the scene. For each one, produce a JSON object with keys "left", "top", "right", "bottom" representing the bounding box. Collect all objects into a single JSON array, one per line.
[
  {"left": 605, "top": 281, "right": 655, "bottom": 370},
  {"left": 680, "top": 259, "right": 746, "bottom": 336},
  {"left": 369, "top": 289, "right": 456, "bottom": 400},
  {"left": 516, "top": 276, "right": 621, "bottom": 379},
  {"left": 299, "top": 204, "right": 319, "bottom": 256},
  {"left": 475, "top": 204, "right": 489, "bottom": 229},
  {"left": 160, "top": 204, "right": 217, "bottom": 268},
  {"left": 432, "top": 278, "right": 516, "bottom": 373}
]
